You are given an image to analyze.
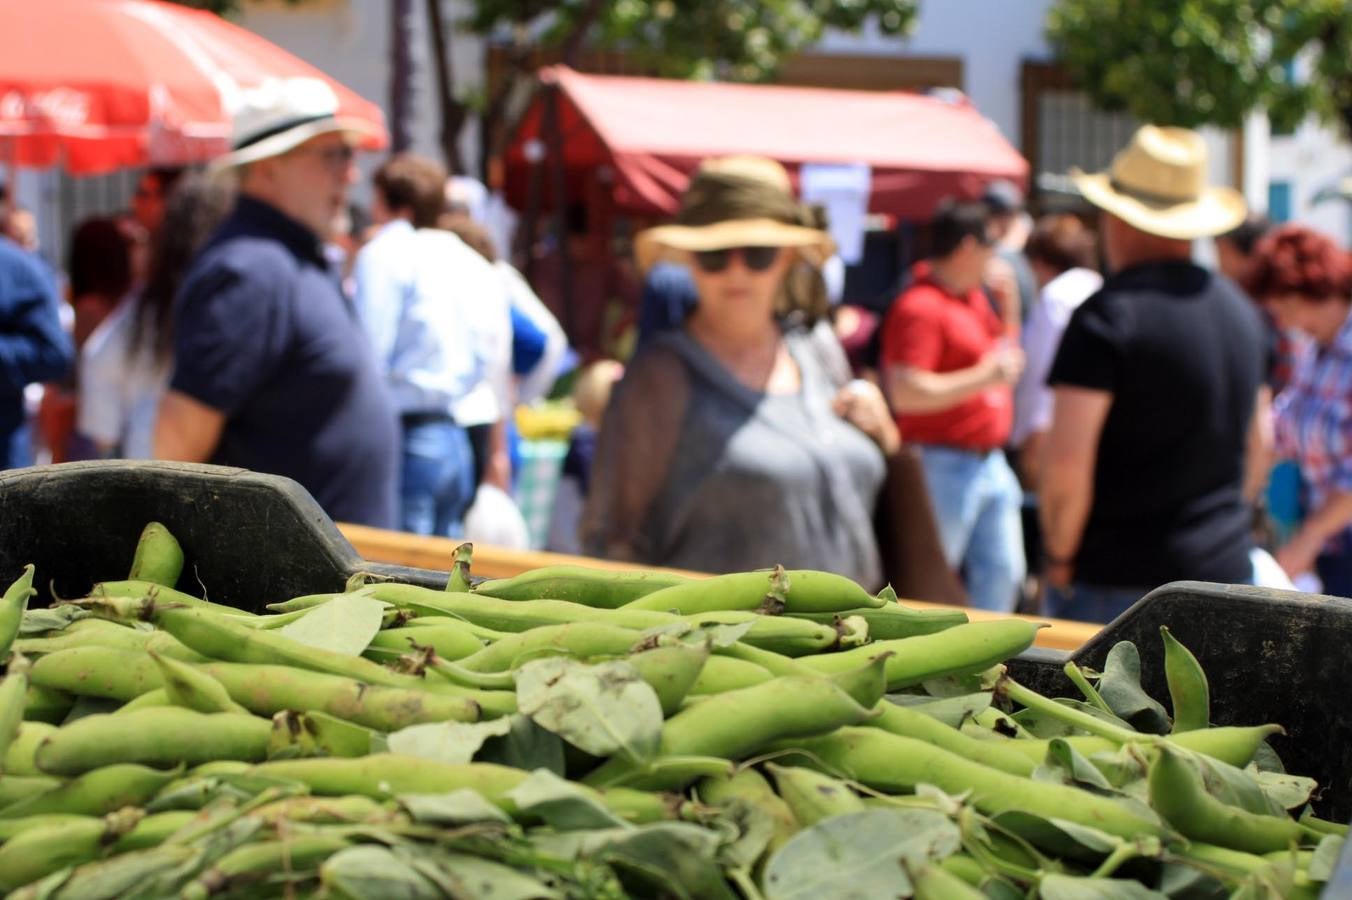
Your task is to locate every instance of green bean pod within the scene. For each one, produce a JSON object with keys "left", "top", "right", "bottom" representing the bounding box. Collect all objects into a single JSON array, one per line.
[
  {"left": 149, "top": 651, "right": 248, "bottom": 714},
  {"left": 765, "top": 763, "right": 866, "bottom": 825},
  {"left": 180, "top": 834, "right": 352, "bottom": 900},
  {"left": 662, "top": 676, "right": 875, "bottom": 765},
  {"left": 829, "top": 656, "right": 890, "bottom": 709},
  {"left": 103, "top": 812, "right": 193, "bottom": 854},
  {"left": 681, "top": 611, "right": 842, "bottom": 656},
  {"left": 5, "top": 843, "right": 200, "bottom": 900},
  {"left": 0, "top": 565, "right": 36, "bottom": 661},
  {"left": 36, "top": 708, "right": 271, "bottom": 775},
  {"left": 445, "top": 542, "right": 473, "bottom": 593},
  {"left": 773, "top": 727, "right": 1167, "bottom": 841},
  {"left": 868, "top": 702, "right": 1036, "bottom": 777},
  {"left": 787, "top": 603, "right": 969, "bottom": 640},
  {"left": 698, "top": 768, "right": 799, "bottom": 855},
  {"left": 366, "top": 624, "right": 484, "bottom": 662},
  {"left": 1161, "top": 626, "right": 1210, "bottom": 732},
  {"left": 713, "top": 641, "right": 816, "bottom": 678},
  {"left": 0, "top": 655, "right": 31, "bottom": 774},
  {"left": 368, "top": 583, "right": 678, "bottom": 632},
  {"left": 1148, "top": 744, "right": 1312, "bottom": 853},
  {"left": 250, "top": 794, "right": 390, "bottom": 826},
  {"left": 248, "top": 754, "right": 667, "bottom": 824},
  {"left": 624, "top": 640, "right": 710, "bottom": 716},
  {"left": 113, "top": 688, "right": 172, "bottom": 713},
  {"left": 0, "top": 774, "right": 63, "bottom": 808},
  {"left": 14, "top": 619, "right": 206, "bottom": 662},
  {"left": 624, "top": 568, "right": 886, "bottom": 614},
  {"left": 908, "top": 859, "right": 988, "bottom": 900},
  {"left": 3, "top": 722, "right": 56, "bottom": 776},
  {"left": 92, "top": 580, "right": 253, "bottom": 617},
  {"left": 992, "top": 721, "right": 1282, "bottom": 770},
  {"left": 798, "top": 619, "right": 1041, "bottom": 689},
  {"left": 126, "top": 522, "right": 184, "bottom": 588},
  {"left": 458, "top": 622, "right": 643, "bottom": 672},
  {"left": 0, "top": 813, "right": 95, "bottom": 842},
  {"left": 30, "top": 646, "right": 163, "bottom": 701},
  {"left": 200, "top": 661, "right": 495, "bottom": 726},
  {"left": 400, "top": 616, "right": 510, "bottom": 642},
  {"left": 474, "top": 564, "right": 691, "bottom": 608},
  {"left": 264, "top": 592, "right": 344, "bottom": 613},
  {"left": 0, "top": 762, "right": 180, "bottom": 818},
  {"left": 22, "top": 684, "right": 73, "bottom": 724},
  {"left": 0, "top": 807, "right": 143, "bottom": 892},
  {"left": 586, "top": 755, "right": 735, "bottom": 791},
  {"left": 689, "top": 656, "right": 774, "bottom": 695}
]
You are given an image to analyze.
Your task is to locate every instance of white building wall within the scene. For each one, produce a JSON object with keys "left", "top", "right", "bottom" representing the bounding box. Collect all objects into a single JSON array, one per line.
[
  {"left": 817, "top": 0, "right": 1057, "bottom": 151},
  {"left": 1265, "top": 121, "right": 1351, "bottom": 245},
  {"left": 236, "top": 0, "right": 487, "bottom": 202}
]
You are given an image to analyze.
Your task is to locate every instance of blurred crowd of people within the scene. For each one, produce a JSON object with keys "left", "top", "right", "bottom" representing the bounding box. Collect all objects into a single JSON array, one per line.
[{"left": 1, "top": 75, "right": 1350, "bottom": 624}]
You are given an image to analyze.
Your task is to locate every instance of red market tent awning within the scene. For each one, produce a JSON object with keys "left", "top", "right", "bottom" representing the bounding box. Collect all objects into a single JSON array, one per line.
[
  {"left": 505, "top": 66, "right": 1028, "bottom": 221},
  {"left": 0, "top": 0, "right": 387, "bottom": 174}
]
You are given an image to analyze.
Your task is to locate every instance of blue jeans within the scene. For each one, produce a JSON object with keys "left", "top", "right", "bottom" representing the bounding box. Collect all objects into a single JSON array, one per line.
[
  {"left": 1044, "top": 583, "right": 1148, "bottom": 624},
  {"left": 400, "top": 418, "right": 475, "bottom": 538},
  {"left": 1317, "top": 551, "right": 1352, "bottom": 598},
  {"left": 3, "top": 421, "right": 32, "bottom": 470},
  {"left": 916, "top": 445, "right": 1025, "bottom": 612}
]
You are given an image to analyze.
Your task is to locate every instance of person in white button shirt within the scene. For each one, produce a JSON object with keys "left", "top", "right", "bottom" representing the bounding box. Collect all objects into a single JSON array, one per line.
[
  {"left": 78, "top": 173, "right": 234, "bottom": 459},
  {"left": 355, "top": 154, "right": 508, "bottom": 536},
  {"left": 1011, "top": 214, "right": 1103, "bottom": 488}
]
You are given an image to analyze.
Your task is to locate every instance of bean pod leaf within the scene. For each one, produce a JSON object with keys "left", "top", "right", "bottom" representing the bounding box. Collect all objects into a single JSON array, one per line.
[
  {"left": 762, "top": 808, "right": 962, "bottom": 900},
  {"left": 320, "top": 844, "right": 458, "bottom": 900},
  {"left": 1096, "top": 642, "right": 1171, "bottom": 735},
  {"left": 277, "top": 594, "right": 386, "bottom": 656},
  {"left": 398, "top": 788, "right": 513, "bottom": 825},
  {"left": 515, "top": 658, "right": 662, "bottom": 764},
  {"left": 507, "top": 769, "right": 630, "bottom": 831},
  {"left": 1309, "top": 834, "right": 1344, "bottom": 882},
  {"left": 387, "top": 717, "right": 515, "bottom": 765},
  {"left": 1040, "top": 874, "right": 1167, "bottom": 899}
]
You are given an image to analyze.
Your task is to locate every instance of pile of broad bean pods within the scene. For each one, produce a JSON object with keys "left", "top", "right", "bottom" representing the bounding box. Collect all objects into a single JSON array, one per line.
[{"left": 0, "top": 523, "right": 1342, "bottom": 898}]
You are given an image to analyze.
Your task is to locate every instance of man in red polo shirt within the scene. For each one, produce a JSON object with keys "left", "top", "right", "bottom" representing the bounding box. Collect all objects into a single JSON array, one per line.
[{"left": 882, "top": 200, "right": 1026, "bottom": 611}]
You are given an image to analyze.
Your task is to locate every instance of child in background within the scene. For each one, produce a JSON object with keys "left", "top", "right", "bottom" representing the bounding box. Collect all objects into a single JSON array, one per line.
[{"left": 546, "top": 360, "right": 624, "bottom": 555}]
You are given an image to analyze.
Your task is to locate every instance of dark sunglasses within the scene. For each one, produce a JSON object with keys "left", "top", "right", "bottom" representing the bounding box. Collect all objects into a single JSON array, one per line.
[{"left": 693, "top": 245, "right": 781, "bottom": 274}]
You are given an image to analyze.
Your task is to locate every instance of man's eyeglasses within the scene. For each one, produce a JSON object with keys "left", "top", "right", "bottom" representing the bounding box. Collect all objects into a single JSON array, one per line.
[
  {"left": 692, "top": 245, "right": 781, "bottom": 274},
  {"left": 290, "top": 143, "right": 355, "bottom": 172}
]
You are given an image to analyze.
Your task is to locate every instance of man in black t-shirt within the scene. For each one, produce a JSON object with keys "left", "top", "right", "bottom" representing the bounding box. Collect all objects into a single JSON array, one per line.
[
  {"left": 1038, "top": 126, "right": 1267, "bottom": 623},
  {"left": 154, "top": 78, "right": 399, "bottom": 528}
]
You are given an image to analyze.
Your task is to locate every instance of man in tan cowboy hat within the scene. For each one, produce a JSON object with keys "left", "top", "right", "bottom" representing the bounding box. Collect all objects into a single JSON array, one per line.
[
  {"left": 154, "top": 77, "right": 400, "bottom": 528},
  {"left": 1038, "top": 125, "right": 1267, "bottom": 623}
]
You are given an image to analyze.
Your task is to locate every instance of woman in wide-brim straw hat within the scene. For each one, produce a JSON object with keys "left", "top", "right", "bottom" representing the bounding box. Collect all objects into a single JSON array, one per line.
[{"left": 581, "top": 155, "right": 898, "bottom": 588}]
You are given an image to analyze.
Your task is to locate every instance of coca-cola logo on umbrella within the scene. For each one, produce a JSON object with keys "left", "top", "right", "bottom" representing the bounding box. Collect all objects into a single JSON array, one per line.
[{"left": 0, "top": 88, "right": 89, "bottom": 127}]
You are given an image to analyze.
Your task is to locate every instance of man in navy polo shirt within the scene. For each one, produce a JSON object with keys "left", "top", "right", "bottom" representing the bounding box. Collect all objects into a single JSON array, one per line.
[{"left": 154, "top": 78, "right": 399, "bottom": 527}]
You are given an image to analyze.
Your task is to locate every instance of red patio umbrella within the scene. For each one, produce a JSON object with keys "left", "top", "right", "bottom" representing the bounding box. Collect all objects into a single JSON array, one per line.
[{"left": 0, "top": 0, "right": 387, "bottom": 174}]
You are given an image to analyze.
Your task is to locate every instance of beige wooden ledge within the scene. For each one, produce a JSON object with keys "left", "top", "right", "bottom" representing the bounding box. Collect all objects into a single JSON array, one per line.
[{"left": 338, "top": 523, "right": 1100, "bottom": 653}]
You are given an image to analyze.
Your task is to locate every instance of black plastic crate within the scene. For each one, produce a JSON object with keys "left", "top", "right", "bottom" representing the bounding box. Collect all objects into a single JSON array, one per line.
[
  {"left": 1007, "top": 581, "right": 1352, "bottom": 822},
  {"left": 2, "top": 462, "right": 1348, "bottom": 828},
  {"left": 0, "top": 460, "right": 446, "bottom": 610}
]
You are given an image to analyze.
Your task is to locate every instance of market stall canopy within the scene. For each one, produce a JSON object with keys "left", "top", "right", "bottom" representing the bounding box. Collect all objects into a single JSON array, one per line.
[
  {"left": 0, "top": 0, "right": 387, "bottom": 174},
  {"left": 505, "top": 66, "right": 1028, "bottom": 220}
]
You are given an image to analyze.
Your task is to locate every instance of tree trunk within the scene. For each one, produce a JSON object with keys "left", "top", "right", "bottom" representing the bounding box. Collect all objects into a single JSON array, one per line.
[
  {"left": 424, "top": 0, "right": 465, "bottom": 173},
  {"left": 388, "top": 0, "right": 415, "bottom": 153}
]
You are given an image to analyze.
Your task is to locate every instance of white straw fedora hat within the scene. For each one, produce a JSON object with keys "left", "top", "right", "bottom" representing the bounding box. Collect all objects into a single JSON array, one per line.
[
  {"left": 212, "top": 77, "right": 377, "bottom": 170},
  {"left": 634, "top": 155, "right": 835, "bottom": 273},
  {"left": 1070, "top": 125, "right": 1246, "bottom": 240}
]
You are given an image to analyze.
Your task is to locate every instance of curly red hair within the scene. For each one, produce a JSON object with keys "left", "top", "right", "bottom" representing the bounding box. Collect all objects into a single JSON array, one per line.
[{"left": 1245, "top": 224, "right": 1351, "bottom": 303}]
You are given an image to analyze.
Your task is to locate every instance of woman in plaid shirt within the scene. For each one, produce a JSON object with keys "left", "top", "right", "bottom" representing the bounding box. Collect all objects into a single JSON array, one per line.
[{"left": 1253, "top": 225, "right": 1352, "bottom": 594}]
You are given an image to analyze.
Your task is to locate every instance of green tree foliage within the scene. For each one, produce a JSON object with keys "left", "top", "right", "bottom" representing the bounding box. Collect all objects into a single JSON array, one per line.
[
  {"left": 1047, "top": 0, "right": 1352, "bottom": 135},
  {"left": 464, "top": 0, "right": 919, "bottom": 81}
]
